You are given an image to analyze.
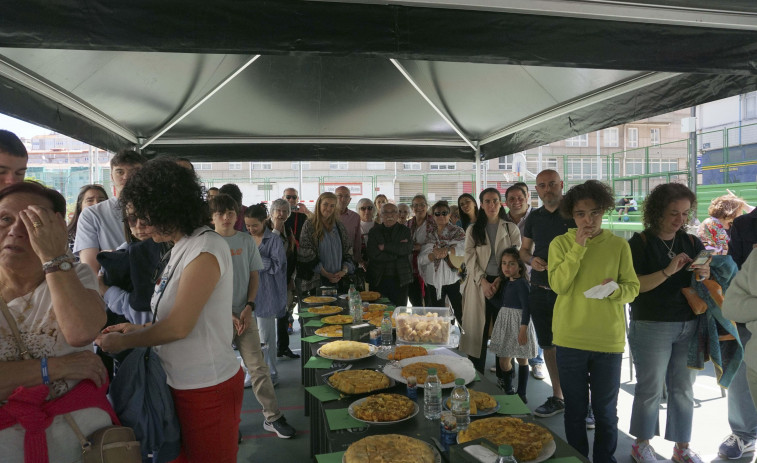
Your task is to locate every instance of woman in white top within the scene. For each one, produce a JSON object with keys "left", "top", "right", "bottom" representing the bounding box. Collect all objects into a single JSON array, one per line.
[
  {"left": 416, "top": 200, "right": 465, "bottom": 323},
  {"left": 97, "top": 159, "right": 242, "bottom": 463}
]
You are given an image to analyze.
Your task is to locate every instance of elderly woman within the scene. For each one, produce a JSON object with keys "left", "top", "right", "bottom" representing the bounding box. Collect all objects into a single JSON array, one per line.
[
  {"left": 549, "top": 180, "right": 640, "bottom": 462},
  {"left": 67, "top": 184, "right": 108, "bottom": 251},
  {"left": 408, "top": 194, "right": 431, "bottom": 307},
  {"left": 298, "top": 192, "right": 355, "bottom": 294},
  {"left": 697, "top": 194, "right": 747, "bottom": 255},
  {"left": 367, "top": 203, "right": 413, "bottom": 306},
  {"left": 0, "top": 182, "right": 115, "bottom": 462},
  {"left": 627, "top": 183, "right": 710, "bottom": 463},
  {"left": 397, "top": 203, "right": 411, "bottom": 226},
  {"left": 97, "top": 159, "right": 243, "bottom": 463},
  {"left": 267, "top": 198, "right": 299, "bottom": 359},
  {"left": 357, "top": 198, "right": 375, "bottom": 269},
  {"left": 415, "top": 201, "right": 465, "bottom": 322},
  {"left": 460, "top": 188, "right": 521, "bottom": 373}
]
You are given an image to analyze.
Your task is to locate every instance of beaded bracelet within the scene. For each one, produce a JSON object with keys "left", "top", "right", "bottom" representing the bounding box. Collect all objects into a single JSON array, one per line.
[{"left": 40, "top": 356, "right": 50, "bottom": 384}]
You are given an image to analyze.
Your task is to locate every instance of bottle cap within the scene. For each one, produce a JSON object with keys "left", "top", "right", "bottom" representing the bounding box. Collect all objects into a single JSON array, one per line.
[
  {"left": 498, "top": 445, "right": 514, "bottom": 456},
  {"left": 455, "top": 378, "right": 465, "bottom": 385},
  {"left": 427, "top": 368, "right": 437, "bottom": 375}
]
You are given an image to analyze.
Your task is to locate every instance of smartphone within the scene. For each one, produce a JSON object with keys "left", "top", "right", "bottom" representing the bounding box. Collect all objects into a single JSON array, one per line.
[{"left": 689, "top": 250, "right": 713, "bottom": 268}]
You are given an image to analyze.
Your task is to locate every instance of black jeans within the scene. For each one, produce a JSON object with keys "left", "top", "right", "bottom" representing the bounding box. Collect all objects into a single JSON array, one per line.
[
  {"left": 408, "top": 275, "right": 424, "bottom": 307},
  {"left": 276, "top": 313, "right": 289, "bottom": 354},
  {"left": 424, "top": 281, "right": 463, "bottom": 324},
  {"left": 375, "top": 276, "right": 409, "bottom": 307}
]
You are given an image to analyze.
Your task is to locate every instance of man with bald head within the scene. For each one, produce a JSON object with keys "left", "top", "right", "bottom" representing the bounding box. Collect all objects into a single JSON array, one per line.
[
  {"left": 0, "top": 130, "right": 28, "bottom": 187},
  {"left": 335, "top": 186, "right": 362, "bottom": 266},
  {"left": 366, "top": 203, "right": 413, "bottom": 306}
]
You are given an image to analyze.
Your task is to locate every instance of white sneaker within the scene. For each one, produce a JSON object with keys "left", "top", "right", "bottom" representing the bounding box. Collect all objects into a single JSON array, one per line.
[
  {"left": 531, "top": 363, "right": 545, "bottom": 380},
  {"left": 489, "top": 366, "right": 496, "bottom": 373},
  {"left": 243, "top": 372, "right": 252, "bottom": 388},
  {"left": 631, "top": 442, "right": 658, "bottom": 463}
]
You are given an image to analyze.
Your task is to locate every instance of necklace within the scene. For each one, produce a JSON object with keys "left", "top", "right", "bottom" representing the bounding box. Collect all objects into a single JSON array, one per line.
[{"left": 660, "top": 236, "right": 676, "bottom": 259}]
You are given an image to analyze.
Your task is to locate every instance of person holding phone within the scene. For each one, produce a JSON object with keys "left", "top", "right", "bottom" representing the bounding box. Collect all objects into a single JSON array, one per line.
[{"left": 626, "top": 183, "right": 710, "bottom": 463}]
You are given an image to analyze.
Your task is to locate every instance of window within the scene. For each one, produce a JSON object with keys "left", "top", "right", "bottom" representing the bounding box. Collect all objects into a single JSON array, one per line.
[
  {"left": 430, "top": 162, "right": 456, "bottom": 171},
  {"left": 649, "top": 159, "right": 678, "bottom": 173},
  {"left": 366, "top": 162, "right": 386, "bottom": 170},
  {"left": 470, "top": 160, "right": 490, "bottom": 170},
  {"left": 603, "top": 128, "right": 619, "bottom": 147},
  {"left": 625, "top": 159, "right": 644, "bottom": 175},
  {"left": 650, "top": 128, "right": 661, "bottom": 145},
  {"left": 403, "top": 162, "right": 421, "bottom": 170},
  {"left": 498, "top": 157, "right": 513, "bottom": 170},
  {"left": 228, "top": 162, "right": 242, "bottom": 170},
  {"left": 192, "top": 162, "right": 212, "bottom": 170},
  {"left": 565, "top": 157, "right": 598, "bottom": 180},
  {"left": 627, "top": 128, "right": 638, "bottom": 148},
  {"left": 251, "top": 162, "right": 272, "bottom": 170},
  {"left": 330, "top": 161, "right": 349, "bottom": 170},
  {"left": 744, "top": 92, "right": 757, "bottom": 119},
  {"left": 291, "top": 161, "right": 311, "bottom": 170},
  {"left": 565, "top": 134, "right": 588, "bottom": 147}
]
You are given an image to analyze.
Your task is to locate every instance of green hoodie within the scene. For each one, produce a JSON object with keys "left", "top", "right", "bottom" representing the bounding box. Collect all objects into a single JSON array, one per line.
[{"left": 548, "top": 228, "right": 640, "bottom": 353}]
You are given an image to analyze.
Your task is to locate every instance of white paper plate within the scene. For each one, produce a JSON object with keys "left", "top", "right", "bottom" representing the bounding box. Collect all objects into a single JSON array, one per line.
[
  {"left": 347, "top": 396, "right": 419, "bottom": 425},
  {"left": 317, "top": 342, "right": 378, "bottom": 362},
  {"left": 382, "top": 354, "right": 476, "bottom": 388}
]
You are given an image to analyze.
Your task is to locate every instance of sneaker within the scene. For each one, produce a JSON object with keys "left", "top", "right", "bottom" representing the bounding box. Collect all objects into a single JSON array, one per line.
[
  {"left": 719, "top": 434, "right": 756, "bottom": 460},
  {"left": 489, "top": 366, "right": 496, "bottom": 373},
  {"left": 533, "top": 396, "right": 565, "bottom": 417},
  {"left": 278, "top": 348, "right": 301, "bottom": 359},
  {"left": 243, "top": 372, "right": 252, "bottom": 388},
  {"left": 672, "top": 445, "right": 704, "bottom": 463},
  {"left": 263, "top": 416, "right": 296, "bottom": 439},
  {"left": 631, "top": 441, "right": 658, "bottom": 463},
  {"left": 531, "top": 364, "right": 545, "bottom": 380},
  {"left": 585, "top": 409, "right": 595, "bottom": 430}
]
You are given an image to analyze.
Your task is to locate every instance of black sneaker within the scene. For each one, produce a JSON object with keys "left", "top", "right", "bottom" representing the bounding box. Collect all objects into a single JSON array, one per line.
[
  {"left": 534, "top": 396, "right": 565, "bottom": 418},
  {"left": 277, "top": 348, "right": 301, "bottom": 359},
  {"left": 263, "top": 416, "right": 296, "bottom": 439}
]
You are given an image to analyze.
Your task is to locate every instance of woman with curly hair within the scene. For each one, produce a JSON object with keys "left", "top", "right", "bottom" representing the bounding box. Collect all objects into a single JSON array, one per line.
[
  {"left": 548, "top": 180, "right": 640, "bottom": 462},
  {"left": 297, "top": 192, "right": 355, "bottom": 293},
  {"left": 67, "top": 184, "right": 108, "bottom": 251},
  {"left": 96, "top": 159, "right": 242, "bottom": 463},
  {"left": 627, "top": 182, "right": 711, "bottom": 463},
  {"left": 697, "top": 194, "right": 747, "bottom": 255}
]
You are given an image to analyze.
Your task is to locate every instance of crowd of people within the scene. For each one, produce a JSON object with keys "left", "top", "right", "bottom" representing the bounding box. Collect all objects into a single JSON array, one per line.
[{"left": 1, "top": 126, "right": 757, "bottom": 463}]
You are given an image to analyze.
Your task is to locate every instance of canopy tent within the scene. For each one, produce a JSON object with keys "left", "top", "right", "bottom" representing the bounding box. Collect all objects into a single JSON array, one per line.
[{"left": 1, "top": 0, "right": 756, "bottom": 162}]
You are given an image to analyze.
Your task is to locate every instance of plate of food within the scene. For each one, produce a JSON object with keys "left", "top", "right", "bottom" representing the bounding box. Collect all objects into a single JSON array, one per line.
[
  {"left": 322, "top": 314, "right": 354, "bottom": 325},
  {"left": 348, "top": 393, "right": 419, "bottom": 425},
  {"left": 376, "top": 345, "right": 428, "bottom": 360},
  {"left": 364, "top": 303, "right": 388, "bottom": 312},
  {"left": 362, "top": 311, "right": 395, "bottom": 327},
  {"left": 317, "top": 340, "right": 378, "bottom": 361},
  {"left": 343, "top": 434, "right": 440, "bottom": 463},
  {"left": 444, "top": 389, "right": 500, "bottom": 416},
  {"left": 315, "top": 325, "right": 343, "bottom": 337},
  {"left": 323, "top": 369, "right": 395, "bottom": 395},
  {"left": 303, "top": 295, "right": 337, "bottom": 304},
  {"left": 308, "top": 305, "right": 343, "bottom": 315},
  {"left": 457, "top": 417, "right": 556, "bottom": 463},
  {"left": 382, "top": 354, "right": 476, "bottom": 388},
  {"left": 359, "top": 290, "right": 381, "bottom": 302}
]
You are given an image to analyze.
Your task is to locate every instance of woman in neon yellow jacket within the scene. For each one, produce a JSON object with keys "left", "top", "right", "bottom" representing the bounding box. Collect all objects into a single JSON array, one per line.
[{"left": 548, "top": 180, "right": 640, "bottom": 463}]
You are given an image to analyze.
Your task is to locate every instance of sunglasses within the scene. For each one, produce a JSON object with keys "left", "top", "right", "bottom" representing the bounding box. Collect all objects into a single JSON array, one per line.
[
  {"left": 285, "top": 195, "right": 298, "bottom": 200},
  {"left": 124, "top": 214, "right": 151, "bottom": 227},
  {"left": 434, "top": 211, "right": 449, "bottom": 217},
  {"left": 360, "top": 206, "right": 374, "bottom": 211}
]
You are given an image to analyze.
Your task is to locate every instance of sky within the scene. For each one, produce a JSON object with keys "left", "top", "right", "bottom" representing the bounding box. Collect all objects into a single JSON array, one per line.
[{"left": 0, "top": 113, "right": 54, "bottom": 138}]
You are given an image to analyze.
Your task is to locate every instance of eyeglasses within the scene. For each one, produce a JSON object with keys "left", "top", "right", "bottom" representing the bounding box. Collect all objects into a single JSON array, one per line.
[
  {"left": 434, "top": 211, "right": 449, "bottom": 217},
  {"left": 360, "top": 206, "right": 374, "bottom": 211},
  {"left": 285, "top": 195, "right": 298, "bottom": 200},
  {"left": 124, "top": 214, "right": 151, "bottom": 227}
]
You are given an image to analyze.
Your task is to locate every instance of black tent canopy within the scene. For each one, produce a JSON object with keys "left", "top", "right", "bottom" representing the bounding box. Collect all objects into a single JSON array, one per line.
[{"left": 0, "top": 0, "right": 756, "bottom": 161}]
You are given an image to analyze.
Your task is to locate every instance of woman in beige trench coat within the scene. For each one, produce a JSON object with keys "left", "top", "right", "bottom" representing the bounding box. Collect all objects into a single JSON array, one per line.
[{"left": 460, "top": 188, "right": 521, "bottom": 373}]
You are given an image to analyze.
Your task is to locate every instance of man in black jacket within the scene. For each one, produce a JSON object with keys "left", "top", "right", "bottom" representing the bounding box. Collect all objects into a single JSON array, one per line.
[{"left": 366, "top": 203, "right": 413, "bottom": 306}]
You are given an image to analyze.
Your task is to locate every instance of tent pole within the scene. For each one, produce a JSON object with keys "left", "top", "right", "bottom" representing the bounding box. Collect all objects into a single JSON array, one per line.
[
  {"left": 475, "top": 145, "right": 481, "bottom": 196},
  {"left": 141, "top": 55, "right": 261, "bottom": 150}
]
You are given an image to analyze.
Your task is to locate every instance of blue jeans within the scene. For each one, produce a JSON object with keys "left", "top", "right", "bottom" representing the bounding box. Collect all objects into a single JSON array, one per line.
[
  {"left": 529, "top": 347, "right": 544, "bottom": 366},
  {"left": 556, "top": 346, "right": 621, "bottom": 463},
  {"left": 729, "top": 324, "right": 757, "bottom": 442},
  {"left": 628, "top": 319, "right": 698, "bottom": 443}
]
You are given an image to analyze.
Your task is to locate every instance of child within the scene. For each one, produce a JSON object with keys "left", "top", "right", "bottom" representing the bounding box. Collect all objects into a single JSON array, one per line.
[
  {"left": 488, "top": 247, "right": 538, "bottom": 403},
  {"left": 209, "top": 194, "right": 296, "bottom": 439}
]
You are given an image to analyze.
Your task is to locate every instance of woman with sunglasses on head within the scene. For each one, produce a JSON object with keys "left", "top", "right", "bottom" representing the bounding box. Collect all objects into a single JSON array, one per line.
[
  {"left": 460, "top": 188, "right": 521, "bottom": 374},
  {"left": 416, "top": 201, "right": 465, "bottom": 322},
  {"left": 96, "top": 159, "right": 243, "bottom": 463}
]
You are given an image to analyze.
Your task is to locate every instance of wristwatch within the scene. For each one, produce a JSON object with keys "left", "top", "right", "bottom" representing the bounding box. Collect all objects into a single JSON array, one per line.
[
  {"left": 245, "top": 301, "right": 256, "bottom": 311},
  {"left": 43, "top": 255, "right": 75, "bottom": 274}
]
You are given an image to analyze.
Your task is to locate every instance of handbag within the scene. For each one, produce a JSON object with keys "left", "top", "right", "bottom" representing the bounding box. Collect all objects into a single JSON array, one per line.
[{"left": 0, "top": 298, "right": 141, "bottom": 463}]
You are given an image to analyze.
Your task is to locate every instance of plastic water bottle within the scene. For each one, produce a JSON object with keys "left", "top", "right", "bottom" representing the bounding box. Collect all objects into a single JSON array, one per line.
[
  {"left": 424, "top": 368, "right": 442, "bottom": 420},
  {"left": 495, "top": 444, "right": 517, "bottom": 463},
  {"left": 450, "top": 378, "right": 470, "bottom": 431},
  {"left": 381, "top": 311, "right": 393, "bottom": 347},
  {"left": 348, "top": 284, "right": 362, "bottom": 324}
]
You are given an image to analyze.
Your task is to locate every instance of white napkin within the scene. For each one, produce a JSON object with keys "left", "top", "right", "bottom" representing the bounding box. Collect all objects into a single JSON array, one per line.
[{"left": 583, "top": 281, "right": 620, "bottom": 299}]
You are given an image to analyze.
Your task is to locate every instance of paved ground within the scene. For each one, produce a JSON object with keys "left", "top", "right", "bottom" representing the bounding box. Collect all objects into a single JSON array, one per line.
[{"left": 235, "top": 324, "right": 749, "bottom": 463}]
